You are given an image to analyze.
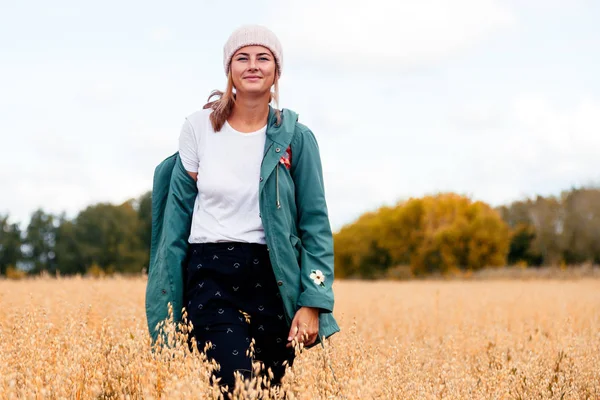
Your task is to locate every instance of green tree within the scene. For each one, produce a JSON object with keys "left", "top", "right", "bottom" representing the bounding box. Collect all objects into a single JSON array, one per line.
[
  {"left": 0, "top": 214, "right": 22, "bottom": 275},
  {"left": 74, "top": 201, "right": 146, "bottom": 273},
  {"left": 24, "top": 209, "right": 57, "bottom": 274},
  {"left": 528, "top": 195, "right": 563, "bottom": 265},
  {"left": 135, "top": 191, "right": 152, "bottom": 268},
  {"left": 497, "top": 200, "right": 544, "bottom": 266},
  {"left": 358, "top": 239, "right": 392, "bottom": 279},
  {"left": 507, "top": 223, "right": 543, "bottom": 266},
  {"left": 561, "top": 188, "right": 600, "bottom": 264},
  {"left": 54, "top": 214, "right": 85, "bottom": 275}
]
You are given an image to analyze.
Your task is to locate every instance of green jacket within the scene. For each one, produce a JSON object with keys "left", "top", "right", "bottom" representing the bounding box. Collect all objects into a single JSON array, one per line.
[{"left": 145, "top": 107, "right": 340, "bottom": 347}]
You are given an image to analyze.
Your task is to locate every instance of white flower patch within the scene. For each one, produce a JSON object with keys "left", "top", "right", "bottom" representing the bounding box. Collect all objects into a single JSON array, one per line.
[{"left": 309, "top": 269, "right": 325, "bottom": 287}]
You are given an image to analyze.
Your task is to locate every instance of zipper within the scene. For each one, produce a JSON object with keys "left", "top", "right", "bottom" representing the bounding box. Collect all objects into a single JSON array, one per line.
[{"left": 276, "top": 163, "right": 281, "bottom": 209}]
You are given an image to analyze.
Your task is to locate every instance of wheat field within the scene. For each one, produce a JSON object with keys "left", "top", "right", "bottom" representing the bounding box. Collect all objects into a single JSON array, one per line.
[{"left": 0, "top": 277, "right": 599, "bottom": 399}]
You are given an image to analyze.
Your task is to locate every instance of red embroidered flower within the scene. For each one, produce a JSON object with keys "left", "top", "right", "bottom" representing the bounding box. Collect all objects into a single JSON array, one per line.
[{"left": 279, "top": 146, "right": 292, "bottom": 170}]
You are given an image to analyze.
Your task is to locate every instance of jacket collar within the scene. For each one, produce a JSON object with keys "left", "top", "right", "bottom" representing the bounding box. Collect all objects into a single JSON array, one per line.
[
  {"left": 260, "top": 106, "right": 298, "bottom": 193},
  {"left": 266, "top": 106, "right": 298, "bottom": 147}
]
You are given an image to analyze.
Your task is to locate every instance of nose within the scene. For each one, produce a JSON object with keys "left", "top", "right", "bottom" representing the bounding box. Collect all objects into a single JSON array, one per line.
[{"left": 249, "top": 57, "right": 257, "bottom": 70}]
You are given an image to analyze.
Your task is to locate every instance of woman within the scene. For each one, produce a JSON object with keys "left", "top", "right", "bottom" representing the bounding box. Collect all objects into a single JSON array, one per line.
[{"left": 145, "top": 25, "right": 339, "bottom": 391}]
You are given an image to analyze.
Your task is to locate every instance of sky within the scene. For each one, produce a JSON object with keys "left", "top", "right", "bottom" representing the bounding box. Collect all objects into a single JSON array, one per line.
[{"left": 1, "top": 0, "right": 600, "bottom": 232}]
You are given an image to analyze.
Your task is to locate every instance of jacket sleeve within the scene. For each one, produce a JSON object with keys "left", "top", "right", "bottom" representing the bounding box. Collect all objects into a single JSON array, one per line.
[
  {"left": 146, "top": 154, "right": 197, "bottom": 347},
  {"left": 291, "top": 125, "right": 335, "bottom": 313}
]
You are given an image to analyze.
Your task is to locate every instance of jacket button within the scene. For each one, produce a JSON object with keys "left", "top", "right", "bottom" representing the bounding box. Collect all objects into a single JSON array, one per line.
[
  {"left": 275, "top": 148, "right": 281, "bottom": 153},
  {"left": 277, "top": 281, "right": 283, "bottom": 286},
  {"left": 258, "top": 213, "right": 261, "bottom": 218},
  {"left": 161, "top": 289, "right": 167, "bottom": 295},
  {"left": 259, "top": 177, "right": 263, "bottom": 182}
]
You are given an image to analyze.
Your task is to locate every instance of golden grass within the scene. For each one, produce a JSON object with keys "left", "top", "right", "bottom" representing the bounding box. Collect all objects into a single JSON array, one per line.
[{"left": 1, "top": 277, "right": 599, "bottom": 399}]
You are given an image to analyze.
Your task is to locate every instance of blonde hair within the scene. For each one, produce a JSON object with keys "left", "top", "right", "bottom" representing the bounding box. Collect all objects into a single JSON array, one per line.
[{"left": 203, "top": 70, "right": 281, "bottom": 132}]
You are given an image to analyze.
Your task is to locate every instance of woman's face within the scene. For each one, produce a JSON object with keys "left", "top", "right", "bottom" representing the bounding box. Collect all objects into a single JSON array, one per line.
[{"left": 230, "top": 45, "right": 277, "bottom": 97}]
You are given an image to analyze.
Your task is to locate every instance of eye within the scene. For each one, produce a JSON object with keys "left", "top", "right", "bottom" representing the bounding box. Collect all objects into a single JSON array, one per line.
[
  {"left": 236, "top": 56, "right": 248, "bottom": 61},
  {"left": 259, "top": 57, "right": 270, "bottom": 61}
]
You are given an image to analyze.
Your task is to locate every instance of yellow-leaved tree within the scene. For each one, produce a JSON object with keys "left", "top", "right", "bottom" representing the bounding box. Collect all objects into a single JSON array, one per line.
[{"left": 334, "top": 193, "right": 510, "bottom": 278}]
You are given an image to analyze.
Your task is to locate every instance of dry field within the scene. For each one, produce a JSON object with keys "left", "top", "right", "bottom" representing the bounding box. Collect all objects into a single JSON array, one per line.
[{"left": 0, "top": 277, "right": 599, "bottom": 399}]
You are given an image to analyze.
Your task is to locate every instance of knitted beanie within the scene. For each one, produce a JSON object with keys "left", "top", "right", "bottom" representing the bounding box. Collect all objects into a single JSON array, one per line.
[{"left": 223, "top": 25, "right": 283, "bottom": 76}]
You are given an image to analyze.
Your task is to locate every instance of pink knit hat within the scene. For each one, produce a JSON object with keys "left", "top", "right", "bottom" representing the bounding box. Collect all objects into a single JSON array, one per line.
[{"left": 223, "top": 25, "right": 283, "bottom": 77}]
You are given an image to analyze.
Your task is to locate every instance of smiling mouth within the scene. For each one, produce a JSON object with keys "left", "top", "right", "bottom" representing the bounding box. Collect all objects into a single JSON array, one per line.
[{"left": 244, "top": 76, "right": 262, "bottom": 80}]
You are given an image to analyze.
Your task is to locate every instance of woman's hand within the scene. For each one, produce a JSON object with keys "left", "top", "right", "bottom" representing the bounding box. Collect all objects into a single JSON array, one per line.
[{"left": 286, "top": 306, "right": 319, "bottom": 348}]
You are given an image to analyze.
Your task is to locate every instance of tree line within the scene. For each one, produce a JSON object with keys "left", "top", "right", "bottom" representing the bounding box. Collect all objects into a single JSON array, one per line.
[
  {"left": 0, "top": 192, "right": 151, "bottom": 277},
  {"left": 334, "top": 186, "right": 600, "bottom": 279},
  {"left": 1, "top": 187, "right": 599, "bottom": 278}
]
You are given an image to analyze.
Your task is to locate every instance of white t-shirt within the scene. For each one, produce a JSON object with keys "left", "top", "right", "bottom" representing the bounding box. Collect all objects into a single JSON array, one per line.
[{"left": 178, "top": 109, "right": 267, "bottom": 244}]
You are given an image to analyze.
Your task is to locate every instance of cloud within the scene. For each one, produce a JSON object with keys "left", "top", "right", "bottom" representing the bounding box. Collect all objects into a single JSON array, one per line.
[
  {"left": 150, "top": 27, "right": 173, "bottom": 44},
  {"left": 509, "top": 94, "right": 600, "bottom": 176},
  {"left": 270, "top": 0, "right": 515, "bottom": 70},
  {"left": 77, "top": 80, "right": 122, "bottom": 108},
  {"left": 449, "top": 102, "right": 507, "bottom": 131},
  {"left": 1, "top": 1, "right": 597, "bottom": 236},
  {"left": 0, "top": 60, "right": 195, "bottom": 226},
  {"left": 448, "top": 94, "right": 600, "bottom": 202},
  {"left": 316, "top": 93, "right": 600, "bottom": 230}
]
